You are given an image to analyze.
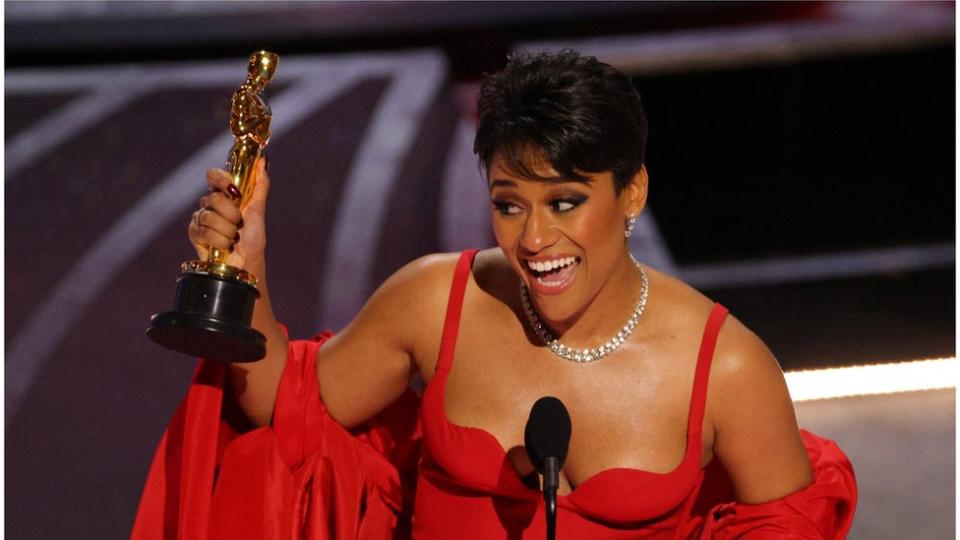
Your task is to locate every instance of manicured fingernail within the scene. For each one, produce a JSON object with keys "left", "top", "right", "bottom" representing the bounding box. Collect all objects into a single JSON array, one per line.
[
  {"left": 237, "top": 218, "right": 244, "bottom": 229},
  {"left": 227, "top": 184, "right": 241, "bottom": 199},
  {"left": 208, "top": 185, "right": 221, "bottom": 193}
]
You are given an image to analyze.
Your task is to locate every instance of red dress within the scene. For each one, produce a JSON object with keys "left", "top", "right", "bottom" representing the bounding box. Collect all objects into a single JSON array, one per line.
[
  {"left": 132, "top": 250, "right": 857, "bottom": 539},
  {"left": 415, "top": 249, "right": 856, "bottom": 538},
  {"left": 131, "top": 332, "right": 422, "bottom": 539}
]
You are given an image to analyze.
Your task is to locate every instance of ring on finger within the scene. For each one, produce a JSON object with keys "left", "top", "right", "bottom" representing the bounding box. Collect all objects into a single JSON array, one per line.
[{"left": 194, "top": 208, "right": 206, "bottom": 227}]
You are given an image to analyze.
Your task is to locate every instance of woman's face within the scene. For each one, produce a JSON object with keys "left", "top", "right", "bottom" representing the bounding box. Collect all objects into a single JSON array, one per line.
[{"left": 488, "top": 150, "right": 646, "bottom": 327}]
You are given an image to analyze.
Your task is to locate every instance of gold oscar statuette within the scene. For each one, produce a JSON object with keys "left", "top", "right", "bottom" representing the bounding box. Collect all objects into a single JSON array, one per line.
[{"left": 147, "top": 51, "right": 279, "bottom": 362}]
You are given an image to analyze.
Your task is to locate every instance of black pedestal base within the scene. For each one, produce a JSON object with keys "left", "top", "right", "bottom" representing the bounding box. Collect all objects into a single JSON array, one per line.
[{"left": 147, "top": 270, "right": 265, "bottom": 363}]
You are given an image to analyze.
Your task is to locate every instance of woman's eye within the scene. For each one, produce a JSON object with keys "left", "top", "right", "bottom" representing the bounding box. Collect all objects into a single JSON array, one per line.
[
  {"left": 492, "top": 200, "right": 522, "bottom": 216},
  {"left": 552, "top": 197, "right": 585, "bottom": 213}
]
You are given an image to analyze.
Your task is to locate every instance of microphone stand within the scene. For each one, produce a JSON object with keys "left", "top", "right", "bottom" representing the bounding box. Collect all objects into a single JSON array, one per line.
[{"left": 544, "top": 456, "right": 559, "bottom": 540}]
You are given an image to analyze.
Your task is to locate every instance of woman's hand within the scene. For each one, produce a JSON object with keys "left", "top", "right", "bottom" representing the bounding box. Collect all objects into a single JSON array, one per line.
[
  {"left": 188, "top": 156, "right": 270, "bottom": 273},
  {"left": 190, "top": 156, "right": 286, "bottom": 427}
]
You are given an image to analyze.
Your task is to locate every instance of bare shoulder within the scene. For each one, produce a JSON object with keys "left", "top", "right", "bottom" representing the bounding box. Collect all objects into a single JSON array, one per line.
[
  {"left": 640, "top": 265, "right": 717, "bottom": 341},
  {"left": 699, "top": 298, "right": 813, "bottom": 502},
  {"left": 364, "top": 252, "right": 464, "bottom": 337},
  {"left": 646, "top": 265, "right": 789, "bottom": 415},
  {"left": 315, "top": 251, "right": 465, "bottom": 427},
  {"left": 710, "top": 312, "right": 787, "bottom": 402},
  {"left": 373, "top": 252, "right": 461, "bottom": 307},
  {"left": 472, "top": 248, "right": 519, "bottom": 298},
  {"left": 388, "top": 251, "right": 463, "bottom": 285},
  {"left": 707, "top": 309, "right": 800, "bottom": 446},
  {"left": 644, "top": 268, "right": 811, "bottom": 502},
  {"left": 327, "top": 251, "right": 464, "bottom": 358},
  {"left": 373, "top": 252, "right": 477, "bottom": 371},
  {"left": 642, "top": 266, "right": 775, "bottom": 378}
]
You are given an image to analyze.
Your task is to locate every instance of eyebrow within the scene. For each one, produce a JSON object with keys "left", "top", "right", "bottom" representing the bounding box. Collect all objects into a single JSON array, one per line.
[{"left": 489, "top": 177, "right": 593, "bottom": 190}]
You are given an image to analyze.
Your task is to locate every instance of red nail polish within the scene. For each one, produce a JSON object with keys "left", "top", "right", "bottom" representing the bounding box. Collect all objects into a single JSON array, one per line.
[
  {"left": 208, "top": 185, "right": 220, "bottom": 193},
  {"left": 227, "top": 184, "right": 241, "bottom": 199}
]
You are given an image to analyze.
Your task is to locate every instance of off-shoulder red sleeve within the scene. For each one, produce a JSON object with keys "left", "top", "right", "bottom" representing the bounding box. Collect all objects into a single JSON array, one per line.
[
  {"left": 131, "top": 329, "right": 421, "bottom": 540},
  {"left": 696, "top": 430, "right": 857, "bottom": 539}
]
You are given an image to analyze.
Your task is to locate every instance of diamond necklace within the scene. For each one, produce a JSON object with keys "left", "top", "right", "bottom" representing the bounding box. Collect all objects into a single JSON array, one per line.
[{"left": 519, "top": 257, "right": 649, "bottom": 363}]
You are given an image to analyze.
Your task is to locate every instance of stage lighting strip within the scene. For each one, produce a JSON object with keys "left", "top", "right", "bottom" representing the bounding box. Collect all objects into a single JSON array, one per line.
[{"left": 785, "top": 357, "right": 956, "bottom": 402}]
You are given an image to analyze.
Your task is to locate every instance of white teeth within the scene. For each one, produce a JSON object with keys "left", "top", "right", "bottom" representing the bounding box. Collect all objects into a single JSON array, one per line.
[
  {"left": 537, "top": 276, "right": 563, "bottom": 287},
  {"left": 527, "top": 257, "right": 577, "bottom": 273}
]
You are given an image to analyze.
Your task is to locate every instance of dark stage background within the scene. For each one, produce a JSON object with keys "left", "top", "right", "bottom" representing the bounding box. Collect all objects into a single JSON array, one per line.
[{"left": 4, "top": 2, "right": 955, "bottom": 538}]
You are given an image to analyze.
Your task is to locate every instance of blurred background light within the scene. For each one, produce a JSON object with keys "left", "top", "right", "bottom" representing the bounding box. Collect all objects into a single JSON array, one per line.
[{"left": 786, "top": 357, "right": 957, "bottom": 402}]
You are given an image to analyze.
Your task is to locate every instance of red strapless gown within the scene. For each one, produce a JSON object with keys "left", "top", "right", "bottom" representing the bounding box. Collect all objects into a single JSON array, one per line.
[{"left": 132, "top": 250, "right": 857, "bottom": 539}]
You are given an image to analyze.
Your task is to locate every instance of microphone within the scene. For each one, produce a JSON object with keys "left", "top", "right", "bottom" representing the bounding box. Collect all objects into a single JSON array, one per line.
[{"left": 524, "top": 396, "right": 572, "bottom": 540}]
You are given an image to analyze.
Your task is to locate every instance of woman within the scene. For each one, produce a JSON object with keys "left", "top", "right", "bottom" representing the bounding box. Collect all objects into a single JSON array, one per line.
[{"left": 135, "top": 51, "right": 855, "bottom": 538}]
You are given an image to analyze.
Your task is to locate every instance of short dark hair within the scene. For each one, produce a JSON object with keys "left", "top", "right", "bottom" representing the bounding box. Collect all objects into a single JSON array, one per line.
[{"left": 474, "top": 49, "right": 648, "bottom": 195}]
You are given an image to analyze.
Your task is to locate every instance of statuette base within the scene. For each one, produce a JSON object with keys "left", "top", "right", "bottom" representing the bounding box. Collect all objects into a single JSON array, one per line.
[{"left": 147, "top": 269, "right": 265, "bottom": 362}]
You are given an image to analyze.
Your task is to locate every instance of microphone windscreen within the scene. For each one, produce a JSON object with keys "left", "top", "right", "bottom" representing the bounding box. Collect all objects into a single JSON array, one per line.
[{"left": 524, "top": 396, "right": 572, "bottom": 473}]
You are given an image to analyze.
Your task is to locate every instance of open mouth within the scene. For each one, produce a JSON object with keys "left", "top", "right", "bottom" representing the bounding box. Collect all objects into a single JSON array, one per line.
[{"left": 525, "top": 256, "right": 580, "bottom": 293}]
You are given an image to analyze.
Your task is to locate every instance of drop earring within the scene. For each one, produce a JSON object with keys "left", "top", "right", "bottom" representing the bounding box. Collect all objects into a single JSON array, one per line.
[{"left": 624, "top": 215, "right": 637, "bottom": 238}]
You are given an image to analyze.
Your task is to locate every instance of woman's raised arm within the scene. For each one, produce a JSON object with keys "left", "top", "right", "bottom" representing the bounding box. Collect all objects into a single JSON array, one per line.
[
  {"left": 313, "top": 253, "right": 454, "bottom": 428},
  {"left": 189, "top": 157, "right": 453, "bottom": 428}
]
